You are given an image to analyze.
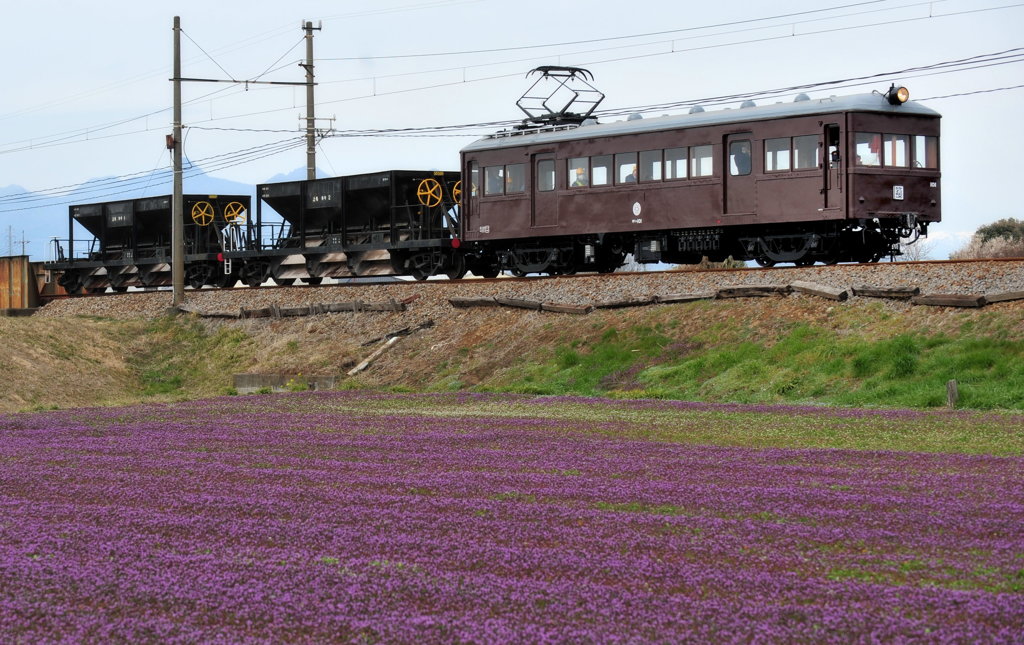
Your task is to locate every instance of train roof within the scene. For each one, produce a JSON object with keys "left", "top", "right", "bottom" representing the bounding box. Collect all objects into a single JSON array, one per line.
[{"left": 461, "top": 91, "right": 941, "bottom": 153}]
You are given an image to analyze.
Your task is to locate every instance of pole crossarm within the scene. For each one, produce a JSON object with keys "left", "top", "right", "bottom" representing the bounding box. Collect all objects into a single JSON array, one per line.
[{"left": 171, "top": 77, "right": 314, "bottom": 86}]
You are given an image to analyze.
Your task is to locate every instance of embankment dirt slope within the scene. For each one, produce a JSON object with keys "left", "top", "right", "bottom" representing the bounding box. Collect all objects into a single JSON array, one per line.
[{"left": 4, "top": 289, "right": 1023, "bottom": 413}]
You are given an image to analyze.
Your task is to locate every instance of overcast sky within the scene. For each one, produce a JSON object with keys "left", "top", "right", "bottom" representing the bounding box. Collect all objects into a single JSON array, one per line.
[{"left": 1, "top": 0, "right": 1022, "bottom": 259}]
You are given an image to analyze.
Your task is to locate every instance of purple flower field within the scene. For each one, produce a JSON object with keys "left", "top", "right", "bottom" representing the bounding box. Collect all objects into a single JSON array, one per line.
[{"left": 1, "top": 391, "right": 1022, "bottom": 643}]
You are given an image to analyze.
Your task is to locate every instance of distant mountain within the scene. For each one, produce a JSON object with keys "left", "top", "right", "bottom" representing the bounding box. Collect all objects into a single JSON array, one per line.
[{"left": 264, "top": 167, "right": 327, "bottom": 184}]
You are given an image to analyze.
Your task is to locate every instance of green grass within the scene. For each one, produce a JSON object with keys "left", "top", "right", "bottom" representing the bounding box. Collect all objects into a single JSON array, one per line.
[
  {"left": 130, "top": 315, "right": 256, "bottom": 398},
  {"left": 480, "top": 309, "right": 1024, "bottom": 410},
  {"left": 495, "top": 326, "right": 673, "bottom": 396}
]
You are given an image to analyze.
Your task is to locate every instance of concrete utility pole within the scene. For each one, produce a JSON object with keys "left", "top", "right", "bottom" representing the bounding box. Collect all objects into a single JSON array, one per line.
[
  {"left": 172, "top": 16, "right": 185, "bottom": 306},
  {"left": 302, "top": 20, "right": 320, "bottom": 181}
]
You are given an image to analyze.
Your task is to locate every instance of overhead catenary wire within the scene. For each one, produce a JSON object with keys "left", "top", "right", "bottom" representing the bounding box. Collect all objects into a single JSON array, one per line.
[
  {"left": 4, "top": 2, "right": 1021, "bottom": 158},
  {"left": 3, "top": 44, "right": 1022, "bottom": 213}
]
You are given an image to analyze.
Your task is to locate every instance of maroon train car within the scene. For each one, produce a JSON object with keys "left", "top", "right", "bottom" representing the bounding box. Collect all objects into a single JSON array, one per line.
[{"left": 459, "top": 87, "right": 940, "bottom": 275}]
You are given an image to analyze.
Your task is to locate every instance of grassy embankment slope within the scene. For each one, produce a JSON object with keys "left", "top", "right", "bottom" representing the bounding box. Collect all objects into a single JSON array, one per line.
[{"left": 2, "top": 297, "right": 1022, "bottom": 412}]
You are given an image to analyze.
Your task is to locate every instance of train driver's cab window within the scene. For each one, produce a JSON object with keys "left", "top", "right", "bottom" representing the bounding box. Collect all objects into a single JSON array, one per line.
[
  {"left": 729, "top": 140, "right": 752, "bottom": 176},
  {"left": 793, "top": 135, "right": 819, "bottom": 169},
  {"left": 469, "top": 163, "right": 479, "bottom": 198},
  {"left": 765, "top": 138, "right": 790, "bottom": 172},
  {"left": 537, "top": 159, "right": 555, "bottom": 192},
  {"left": 568, "top": 158, "right": 589, "bottom": 188},
  {"left": 913, "top": 135, "right": 939, "bottom": 168},
  {"left": 505, "top": 164, "right": 526, "bottom": 193},
  {"left": 884, "top": 134, "right": 910, "bottom": 168},
  {"left": 592, "top": 155, "right": 612, "bottom": 186},
  {"left": 665, "top": 148, "right": 688, "bottom": 179},
  {"left": 854, "top": 133, "right": 882, "bottom": 166},
  {"left": 484, "top": 166, "right": 504, "bottom": 195},
  {"left": 615, "top": 153, "right": 638, "bottom": 184},
  {"left": 691, "top": 145, "right": 714, "bottom": 177},
  {"left": 639, "top": 150, "right": 662, "bottom": 182}
]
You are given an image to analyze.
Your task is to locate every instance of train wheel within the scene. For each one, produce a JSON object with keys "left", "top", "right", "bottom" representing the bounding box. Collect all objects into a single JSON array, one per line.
[
  {"left": 214, "top": 272, "right": 237, "bottom": 288},
  {"left": 305, "top": 277, "right": 323, "bottom": 285},
  {"left": 186, "top": 264, "right": 212, "bottom": 289},
  {"left": 755, "top": 257, "right": 776, "bottom": 268},
  {"left": 59, "top": 272, "right": 83, "bottom": 294},
  {"left": 446, "top": 254, "right": 467, "bottom": 280},
  {"left": 275, "top": 278, "right": 296, "bottom": 286},
  {"left": 241, "top": 263, "right": 268, "bottom": 288}
]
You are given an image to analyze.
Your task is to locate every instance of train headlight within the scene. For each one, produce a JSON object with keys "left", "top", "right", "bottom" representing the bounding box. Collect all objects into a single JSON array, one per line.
[{"left": 886, "top": 85, "right": 910, "bottom": 105}]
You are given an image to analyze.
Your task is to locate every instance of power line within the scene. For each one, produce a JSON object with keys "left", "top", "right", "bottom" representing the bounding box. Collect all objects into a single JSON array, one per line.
[
  {"left": 4, "top": 45, "right": 1022, "bottom": 211},
  {"left": 318, "top": 0, "right": 891, "bottom": 60},
  {"left": 5, "top": 2, "right": 1021, "bottom": 155},
  {"left": 920, "top": 83, "right": 1024, "bottom": 100}
]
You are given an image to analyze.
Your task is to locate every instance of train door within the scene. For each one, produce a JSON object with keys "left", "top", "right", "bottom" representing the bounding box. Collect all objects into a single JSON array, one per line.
[
  {"left": 824, "top": 123, "right": 843, "bottom": 210},
  {"left": 532, "top": 153, "right": 557, "bottom": 228},
  {"left": 725, "top": 133, "right": 755, "bottom": 214}
]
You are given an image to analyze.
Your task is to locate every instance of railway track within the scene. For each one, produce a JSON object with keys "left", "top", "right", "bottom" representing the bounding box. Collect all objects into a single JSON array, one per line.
[{"left": 43, "top": 257, "right": 1024, "bottom": 299}]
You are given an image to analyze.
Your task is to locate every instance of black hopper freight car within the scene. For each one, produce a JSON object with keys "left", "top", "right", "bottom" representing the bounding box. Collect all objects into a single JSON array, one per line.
[
  {"left": 229, "top": 169, "right": 462, "bottom": 285},
  {"left": 47, "top": 194, "right": 252, "bottom": 293}
]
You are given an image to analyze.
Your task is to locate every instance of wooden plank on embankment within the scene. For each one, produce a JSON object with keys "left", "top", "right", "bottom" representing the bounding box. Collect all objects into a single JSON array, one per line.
[
  {"left": 851, "top": 285, "right": 920, "bottom": 299},
  {"left": 910, "top": 294, "right": 987, "bottom": 308},
  {"left": 789, "top": 281, "right": 849, "bottom": 302}
]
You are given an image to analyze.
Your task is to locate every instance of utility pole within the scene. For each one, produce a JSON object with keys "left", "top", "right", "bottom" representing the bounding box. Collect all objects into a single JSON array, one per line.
[
  {"left": 168, "top": 17, "right": 317, "bottom": 300},
  {"left": 302, "top": 20, "right": 321, "bottom": 181},
  {"left": 171, "top": 16, "right": 185, "bottom": 307}
]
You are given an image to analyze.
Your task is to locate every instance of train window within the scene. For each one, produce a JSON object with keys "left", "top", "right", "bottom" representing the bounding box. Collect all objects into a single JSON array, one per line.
[
  {"left": 691, "top": 145, "right": 713, "bottom": 177},
  {"left": 884, "top": 134, "right": 910, "bottom": 167},
  {"left": 506, "top": 164, "right": 526, "bottom": 193},
  {"left": 484, "top": 166, "right": 504, "bottom": 195},
  {"left": 537, "top": 159, "right": 555, "bottom": 192},
  {"left": 470, "top": 163, "right": 479, "bottom": 198},
  {"left": 913, "top": 135, "right": 939, "bottom": 168},
  {"left": 665, "top": 148, "right": 688, "bottom": 180},
  {"left": 729, "top": 141, "right": 751, "bottom": 176},
  {"left": 568, "top": 157, "right": 589, "bottom": 188},
  {"left": 639, "top": 150, "right": 662, "bottom": 182},
  {"left": 765, "top": 138, "right": 790, "bottom": 172},
  {"left": 616, "top": 153, "right": 638, "bottom": 184},
  {"left": 793, "top": 135, "right": 819, "bottom": 170},
  {"left": 592, "top": 155, "right": 612, "bottom": 186},
  {"left": 855, "top": 133, "right": 881, "bottom": 166}
]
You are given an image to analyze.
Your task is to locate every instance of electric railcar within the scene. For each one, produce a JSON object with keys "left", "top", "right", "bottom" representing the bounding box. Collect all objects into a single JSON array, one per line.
[{"left": 458, "top": 80, "right": 939, "bottom": 277}]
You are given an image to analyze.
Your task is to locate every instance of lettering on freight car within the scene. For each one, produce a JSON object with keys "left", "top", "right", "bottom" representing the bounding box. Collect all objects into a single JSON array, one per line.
[
  {"left": 893, "top": 185, "right": 905, "bottom": 201},
  {"left": 478, "top": 225, "right": 491, "bottom": 234}
]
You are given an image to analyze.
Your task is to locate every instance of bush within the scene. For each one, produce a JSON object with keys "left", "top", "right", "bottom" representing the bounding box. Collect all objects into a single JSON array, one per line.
[{"left": 950, "top": 235, "right": 1024, "bottom": 260}]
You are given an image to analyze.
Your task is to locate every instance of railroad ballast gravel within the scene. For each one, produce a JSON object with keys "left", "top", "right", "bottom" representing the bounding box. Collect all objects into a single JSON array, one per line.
[{"left": 37, "top": 260, "right": 1024, "bottom": 322}]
